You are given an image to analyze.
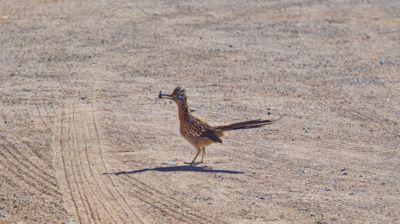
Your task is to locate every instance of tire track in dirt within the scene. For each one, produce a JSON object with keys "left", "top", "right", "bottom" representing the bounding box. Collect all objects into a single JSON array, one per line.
[
  {"left": 55, "top": 70, "right": 142, "bottom": 223},
  {"left": 0, "top": 169, "right": 68, "bottom": 216},
  {"left": 118, "top": 175, "right": 220, "bottom": 224},
  {"left": 1, "top": 105, "right": 56, "bottom": 172},
  {"left": 36, "top": 106, "right": 53, "bottom": 134},
  {"left": 88, "top": 104, "right": 144, "bottom": 224},
  {"left": 337, "top": 108, "right": 396, "bottom": 125},
  {"left": 0, "top": 139, "right": 61, "bottom": 196},
  {"left": 212, "top": 117, "right": 350, "bottom": 170},
  {"left": 54, "top": 103, "right": 145, "bottom": 224},
  {"left": 65, "top": 104, "right": 116, "bottom": 223},
  {"left": 0, "top": 169, "right": 67, "bottom": 215},
  {"left": 284, "top": 131, "right": 377, "bottom": 154},
  {"left": 0, "top": 164, "right": 70, "bottom": 216},
  {"left": 295, "top": 139, "right": 399, "bottom": 176},
  {"left": 337, "top": 107, "right": 399, "bottom": 137},
  {"left": 0, "top": 174, "right": 19, "bottom": 189},
  {"left": 53, "top": 104, "right": 89, "bottom": 224},
  {"left": 1, "top": 136, "right": 58, "bottom": 184},
  {"left": 204, "top": 104, "right": 399, "bottom": 184},
  {"left": 70, "top": 105, "right": 112, "bottom": 224},
  {"left": 227, "top": 139, "right": 294, "bottom": 168},
  {"left": 73, "top": 104, "right": 141, "bottom": 224},
  {"left": 278, "top": 129, "right": 398, "bottom": 167},
  {"left": 14, "top": 135, "right": 55, "bottom": 169},
  {"left": 119, "top": 176, "right": 190, "bottom": 223},
  {"left": 0, "top": 148, "right": 57, "bottom": 196},
  {"left": 204, "top": 108, "right": 397, "bottom": 175},
  {"left": 229, "top": 135, "right": 399, "bottom": 181}
]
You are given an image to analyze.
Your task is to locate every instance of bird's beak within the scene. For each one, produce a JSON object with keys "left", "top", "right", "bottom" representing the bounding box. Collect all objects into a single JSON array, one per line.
[{"left": 158, "top": 91, "right": 174, "bottom": 100}]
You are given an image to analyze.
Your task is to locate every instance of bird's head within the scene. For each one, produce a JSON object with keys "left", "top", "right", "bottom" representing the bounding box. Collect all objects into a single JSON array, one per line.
[{"left": 159, "top": 86, "right": 187, "bottom": 104}]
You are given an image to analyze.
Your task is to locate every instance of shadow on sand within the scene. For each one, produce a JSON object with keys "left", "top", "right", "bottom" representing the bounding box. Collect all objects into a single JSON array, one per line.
[{"left": 104, "top": 165, "right": 244, "bottom": 175}]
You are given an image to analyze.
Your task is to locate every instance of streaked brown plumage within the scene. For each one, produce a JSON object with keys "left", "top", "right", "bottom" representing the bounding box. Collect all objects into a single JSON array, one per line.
[{"left": 159, "top": 86, "right": 280, "bottom": 165}]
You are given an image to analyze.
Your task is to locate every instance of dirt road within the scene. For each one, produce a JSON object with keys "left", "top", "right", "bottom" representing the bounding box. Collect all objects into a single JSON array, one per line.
[{"left": 0, "top": 0, "right": 399, "bottom": 223}]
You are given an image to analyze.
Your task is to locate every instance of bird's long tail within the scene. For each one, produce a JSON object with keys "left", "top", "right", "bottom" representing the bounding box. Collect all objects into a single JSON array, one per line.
[{"left": 214, "top": 118, "right": 281, "bottom": 131}]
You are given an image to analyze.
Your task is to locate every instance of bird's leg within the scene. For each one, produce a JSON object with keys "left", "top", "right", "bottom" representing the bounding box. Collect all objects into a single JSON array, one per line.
[
  {"left": 185, "top": 147, "right": 201, "bottom": 166},
  {"left": 199, "top": 147, "right": 205, "bottom": 163}
]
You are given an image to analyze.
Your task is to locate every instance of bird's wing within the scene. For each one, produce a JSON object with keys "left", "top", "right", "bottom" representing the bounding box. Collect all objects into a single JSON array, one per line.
[
  {"left": 188, "top": 117, "right": 222, "bottom": 144},
  {"left": 200, "top": 129, "right": 222, "bottom": 143}
]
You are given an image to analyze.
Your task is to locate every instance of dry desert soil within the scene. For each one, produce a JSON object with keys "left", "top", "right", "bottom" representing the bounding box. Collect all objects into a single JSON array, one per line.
[{"left": 0, "top": 0, "right": 400, "bottom": 223}]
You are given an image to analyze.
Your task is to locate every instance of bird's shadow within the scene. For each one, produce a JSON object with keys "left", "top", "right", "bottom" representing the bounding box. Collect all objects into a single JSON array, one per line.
[{"left": 104, "top": 165, "right": 243, "bottom": 175}]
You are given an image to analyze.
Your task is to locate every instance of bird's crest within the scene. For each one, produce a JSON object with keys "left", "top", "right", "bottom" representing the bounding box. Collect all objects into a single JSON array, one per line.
[{"left": 173, "top": 86, "right": 186, "bottom": 95}]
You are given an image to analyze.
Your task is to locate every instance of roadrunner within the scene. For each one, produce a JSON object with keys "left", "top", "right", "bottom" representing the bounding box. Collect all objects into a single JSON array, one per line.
[{"left": 159, "top": 86, "right": 280, "bottom": 165}]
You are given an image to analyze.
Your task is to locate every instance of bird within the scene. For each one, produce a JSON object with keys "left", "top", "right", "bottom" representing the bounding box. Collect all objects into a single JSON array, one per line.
[{"left": 158, "top": 86, "right": 280, "bottom": 166}]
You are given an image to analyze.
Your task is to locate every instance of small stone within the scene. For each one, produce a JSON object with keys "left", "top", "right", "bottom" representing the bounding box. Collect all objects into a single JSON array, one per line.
[
  {"left": 162, "top": 161, "right": 177, "bottom": 166},
  {"left": 329, "top": 179, "right": 337, "bottom": 186}
]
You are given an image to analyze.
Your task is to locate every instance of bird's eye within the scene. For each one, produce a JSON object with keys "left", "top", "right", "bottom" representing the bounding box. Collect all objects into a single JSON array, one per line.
[{"left": 177, "top": 94, "right": 185, "bottom": 100}]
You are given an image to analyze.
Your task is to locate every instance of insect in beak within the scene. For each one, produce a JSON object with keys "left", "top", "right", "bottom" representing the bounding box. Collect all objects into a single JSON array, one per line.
[{"left": 158, "top": 91, "right": 173, "bottom": 100}]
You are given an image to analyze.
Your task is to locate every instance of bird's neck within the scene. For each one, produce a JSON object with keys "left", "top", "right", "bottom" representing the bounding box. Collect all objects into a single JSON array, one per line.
[{"left": 177, "top": 101, "right": 191, "bottom": 124}]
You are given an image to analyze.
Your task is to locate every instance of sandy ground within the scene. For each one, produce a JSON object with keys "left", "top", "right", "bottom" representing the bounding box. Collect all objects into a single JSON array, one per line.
[{"left": 1, "top": 0, "right": 400, "bottom": 223}]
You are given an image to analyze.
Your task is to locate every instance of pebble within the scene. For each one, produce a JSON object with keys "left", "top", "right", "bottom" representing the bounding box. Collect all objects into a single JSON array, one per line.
[
  {"left": 162, "top": 161, "right": 177, "bottom": 165},
  {"left": 329, "top": 179, "right": 337, "bottom": 186}
]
